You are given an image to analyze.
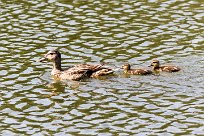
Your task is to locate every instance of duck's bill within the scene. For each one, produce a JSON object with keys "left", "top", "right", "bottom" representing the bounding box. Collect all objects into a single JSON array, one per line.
[{"left": 37, "top": 57, "right": 47, "bottom": 62}]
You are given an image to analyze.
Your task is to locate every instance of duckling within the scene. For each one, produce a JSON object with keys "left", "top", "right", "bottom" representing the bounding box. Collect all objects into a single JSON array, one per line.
[
  {"left": 121, "top": 63, "right": 152, "bottom": 75},
  {"left": 38, "top": 50, "right": 114, "bottom": 81},
  {"left": 150, "top": 59, "right": 181, "bottom": 72}
]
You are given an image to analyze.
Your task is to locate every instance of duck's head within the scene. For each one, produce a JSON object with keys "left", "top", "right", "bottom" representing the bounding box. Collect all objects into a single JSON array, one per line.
[
  {"left": 150, "top": 59, "right": 160, "bottom": 68},
  {"left": 38, "top": 50, "right": 61, "bottom": 62},
  {"left": 121, "top": 63, "right": 131, "bottom": 70}
]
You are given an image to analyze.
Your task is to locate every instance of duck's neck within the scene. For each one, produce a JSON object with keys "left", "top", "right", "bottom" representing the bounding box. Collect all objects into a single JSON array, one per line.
[
  {"left": 124, "top": 69, "right": 129, "bottom": 73},
  {"left": 152, "top": 65, "right": 159, "bottom": 70},
  {"left": 124, "top": 67, "right": 130, "bottom": 73},
  {"left": 52, "top": 58, "right": 62, "bottom": 71}
]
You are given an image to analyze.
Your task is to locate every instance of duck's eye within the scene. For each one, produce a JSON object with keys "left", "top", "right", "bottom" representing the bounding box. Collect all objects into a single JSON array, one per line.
[{"left": 50, "top": 53, "right": 54, "bottom": 55}]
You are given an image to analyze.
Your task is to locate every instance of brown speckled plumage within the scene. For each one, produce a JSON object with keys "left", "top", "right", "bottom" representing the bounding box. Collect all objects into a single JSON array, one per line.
[
  {"left": 150, "top": 60, "right": 181, "bottom": 72},
  {"left": 122, "top": 63, "right": 152, "bottom": 75},
  {"left": 38, "top": 50, "right": 114, "bottom": 81}
]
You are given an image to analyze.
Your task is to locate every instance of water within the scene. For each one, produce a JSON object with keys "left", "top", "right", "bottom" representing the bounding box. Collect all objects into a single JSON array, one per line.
[{"left": 0, "top": 0, "right": 204, "bottom": 135}]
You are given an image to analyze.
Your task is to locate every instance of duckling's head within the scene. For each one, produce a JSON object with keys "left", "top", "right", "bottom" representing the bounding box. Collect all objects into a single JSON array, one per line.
[
  {"left": 38, "top": 50, "right": 61, "bottom": 62},
  {"left": 150, "top": 59, "right": 160, "bottom": 68},
  {"left": 121, "top": 63, "right": 131, "bottom": 71}
]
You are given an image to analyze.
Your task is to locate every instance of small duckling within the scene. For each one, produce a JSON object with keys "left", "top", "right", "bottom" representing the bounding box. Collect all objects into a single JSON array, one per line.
[
  {"left": 150, "top": 59, "right": 181, "bottom": 72},
  {"left": 122, "top": 63, "right": 152, "bottom": 75}
]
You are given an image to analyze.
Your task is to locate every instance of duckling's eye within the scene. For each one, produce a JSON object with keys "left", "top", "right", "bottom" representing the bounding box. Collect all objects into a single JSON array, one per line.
[{"left": 50, "top": 53, "right": 54, "bottom": 55}]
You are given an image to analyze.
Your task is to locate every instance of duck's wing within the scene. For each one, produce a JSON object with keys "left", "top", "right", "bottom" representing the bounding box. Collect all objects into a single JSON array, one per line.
[
  {"left": 74, "top": 64, "right": 104, "bottom": 71},
  {"left": 73, "top": 63, "right": 115, "bottom": 77},
  {"left": 60, "top": 67, "right": 92, "bottom": 80}
]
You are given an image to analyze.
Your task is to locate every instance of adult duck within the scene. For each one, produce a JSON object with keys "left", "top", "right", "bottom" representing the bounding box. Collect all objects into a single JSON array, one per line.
[{"left": 38, "top": 50, "right": 114, "bottom": 81}]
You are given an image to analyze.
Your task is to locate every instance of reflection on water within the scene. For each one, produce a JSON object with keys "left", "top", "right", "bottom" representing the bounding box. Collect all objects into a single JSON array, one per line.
[{"left": 0, "top": 0, "right": 204, "bottom": 135}]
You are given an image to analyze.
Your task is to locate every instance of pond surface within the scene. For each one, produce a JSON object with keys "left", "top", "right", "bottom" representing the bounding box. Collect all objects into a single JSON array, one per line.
[{"left": 0, "top": 0, "right": 204, "bottom": 135}]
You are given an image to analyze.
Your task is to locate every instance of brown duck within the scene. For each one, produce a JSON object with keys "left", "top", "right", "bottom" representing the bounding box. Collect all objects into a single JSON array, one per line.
[
  {"left": 121, "top": 63, "right": 152, "bottom": 75},
  {"left": 150, "top": 59, "right": 181, "bottom": 72},
  {"left": 38, "top": 50, "right": 114, "bottom": 81}
]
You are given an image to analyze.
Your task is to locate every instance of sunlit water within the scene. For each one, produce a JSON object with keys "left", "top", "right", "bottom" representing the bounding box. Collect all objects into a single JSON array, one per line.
[{"left": 0, "top": 0, "right": 204, "bottom": 135}]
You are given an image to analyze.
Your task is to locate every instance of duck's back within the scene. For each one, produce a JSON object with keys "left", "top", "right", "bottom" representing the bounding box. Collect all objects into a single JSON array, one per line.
[
  {"left": 74, "top": 63, "right": 114, "bottom": 77},
  {"left": 159, "top": 65, "right": 180, "bottom": 72},
  {"left": 157, "top": 65, "right": 180, "bottom": 72},
  {"left": 74, "top": 64, "right": 103, "bottom": 71},
  {"left": 51, "top": 67, "right": 91, "bottom": 81},
  {"left": 128, "top": 69, "right": 152, "bottom": 75}
]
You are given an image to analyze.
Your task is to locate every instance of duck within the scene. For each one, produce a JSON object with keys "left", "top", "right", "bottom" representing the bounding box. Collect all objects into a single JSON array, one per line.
[
  {"left": 38, "top": 50, "right": 114, "bottom": 81},
  {"left": 150, "top": 59, "right": 181, "bottom": 72},
  {"left": 121, "top": 63, "right": 152, "bottom": 75}
]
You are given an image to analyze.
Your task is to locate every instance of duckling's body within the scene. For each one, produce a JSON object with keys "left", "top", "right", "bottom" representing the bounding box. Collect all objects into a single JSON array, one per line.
[
  {"left": 150, "top": 60, "right": 180, "bottom": 72},
  {"left": 39, "top": 50, "right": 114, "bottom": 81},
  {"left": 122, "top": 63, "right": 152, "bottom": 75}
]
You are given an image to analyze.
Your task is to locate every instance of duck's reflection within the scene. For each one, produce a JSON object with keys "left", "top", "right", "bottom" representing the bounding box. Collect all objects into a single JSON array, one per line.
[{"left": 46, "top": 80, "right": 81, "bottom": 96}]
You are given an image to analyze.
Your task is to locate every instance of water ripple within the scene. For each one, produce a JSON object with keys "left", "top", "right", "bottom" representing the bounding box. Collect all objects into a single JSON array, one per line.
[{"left": 0, "top": 0, "right": 204, "bottom": 135}]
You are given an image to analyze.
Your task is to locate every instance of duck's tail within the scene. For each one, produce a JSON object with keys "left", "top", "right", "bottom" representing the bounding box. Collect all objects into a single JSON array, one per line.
[{"left": 90, "top": 68, "right": 114, "bottom": 78}]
